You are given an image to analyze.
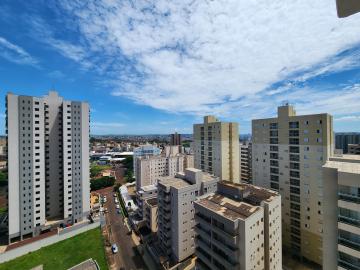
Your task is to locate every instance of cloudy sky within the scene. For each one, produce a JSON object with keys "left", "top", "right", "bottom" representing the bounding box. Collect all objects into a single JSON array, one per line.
[{"left": 0, "top": 0, "right": 360, "bottom": 134}]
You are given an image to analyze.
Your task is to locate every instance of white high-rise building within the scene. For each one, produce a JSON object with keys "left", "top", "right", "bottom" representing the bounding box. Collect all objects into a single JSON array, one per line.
[{"left": 6, "top": 91, "right": 90, "bottom": 243}]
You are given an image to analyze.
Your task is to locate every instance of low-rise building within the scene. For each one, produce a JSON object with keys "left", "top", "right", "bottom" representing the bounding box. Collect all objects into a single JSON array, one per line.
[
  {"left": 323, "top": 154, "right": 360, "bottom": 270},
  {"left": 157, "top": 168, "right": 219, "bottom": 264},
  {"left": 194, "top": 181, "right": 282, "bottom": 270},
  {"left": 136, "top": 184, "right": 158, "bottom": 218},
  {"left": 144, "top": 198, "right": 158, "bottom": 233}
]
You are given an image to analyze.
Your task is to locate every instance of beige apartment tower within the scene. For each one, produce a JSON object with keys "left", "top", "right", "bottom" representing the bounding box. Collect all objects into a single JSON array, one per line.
[
  {"left": 194, "top": 116, "right": 239, "bottom": 183},
  {"left": 323, "top": 154, "right": 360, "bottom": 270},
  {"left": 252, "top": 104, "right": 333, "bottom": 266},
  {"left": 157, "top": 168, "right": 218, "bottom": 264},
  {"left": 194, "top": 181, "right": 282, "bottom": 270}
]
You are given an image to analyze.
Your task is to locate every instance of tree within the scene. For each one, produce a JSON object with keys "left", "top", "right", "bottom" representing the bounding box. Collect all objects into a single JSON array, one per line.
[{"left": 90, "top": 176, "right": 115, "bottom": 191}]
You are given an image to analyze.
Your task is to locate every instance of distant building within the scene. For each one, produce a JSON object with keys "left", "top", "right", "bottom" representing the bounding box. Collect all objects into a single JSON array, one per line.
[
  {"left": 239, "top": 142, "right": 252, "bottom": 183},
  {"left": 348, "top": 144, "right": 360, "bottom": 155},
  {"left": 335, "top": 132, "right": 360, "bottom": 154},
  {"left": 157, "top": 168, "right": 218, "bottom": 264},
  {"left": 252, "top": 104, "right": 333, "bottom": 267},
  {"left": 170, "top": 132, "right": 182, "bottom": 146},
  {"left": 195, "top": 181, "right": 282, "bottom": 270},
  {"left": 6, "top": 91, "right": 90, "bottom": 243},
  {"left": 193, "top": 116, "right": 240, "bottom": 182},
  {"left": 144, "top": 198, "right": 158, "bottom": 233},
  {"left": 136, "top": 184, "right": 157, "bottom": 219},
  {"left": 323, "top": 154, "right": 360, "bottom": 270},
  {"left": 134, "top": 144, "right": 161, "bottom": 186}
]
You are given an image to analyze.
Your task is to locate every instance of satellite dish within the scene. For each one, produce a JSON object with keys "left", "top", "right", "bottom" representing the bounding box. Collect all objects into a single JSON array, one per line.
[{"left": 336, "top": 0, "right": 360, "bottom": 18}]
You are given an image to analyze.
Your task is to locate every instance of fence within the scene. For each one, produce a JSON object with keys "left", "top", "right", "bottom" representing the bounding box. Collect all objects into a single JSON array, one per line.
[{"left": 0, "top": 221, "right": 100, "bottom": 264}]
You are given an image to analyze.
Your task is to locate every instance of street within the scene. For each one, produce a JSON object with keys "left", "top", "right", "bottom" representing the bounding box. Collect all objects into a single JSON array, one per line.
[{"left": 99, "top": 187, "right": 147, "bottom": 270}]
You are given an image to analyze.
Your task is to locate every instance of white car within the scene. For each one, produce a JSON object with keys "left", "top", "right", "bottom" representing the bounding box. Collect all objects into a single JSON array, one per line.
[
  {"left": 113, "top": 193, "right": 117, "bottom": 197},
  {"left": 114, "top": 198, "right": 119, "bottom": 203},
  {"left": 111, "top": 243, "right": 118, "bottom": 254},
  {"left": 115, "top": 204, "right": 120, "bottom": 209}
]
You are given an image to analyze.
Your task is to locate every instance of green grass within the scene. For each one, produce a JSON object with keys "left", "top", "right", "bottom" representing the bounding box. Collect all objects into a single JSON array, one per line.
[{"left": 0, "top": 228, "right": 108, "bottom": 270}]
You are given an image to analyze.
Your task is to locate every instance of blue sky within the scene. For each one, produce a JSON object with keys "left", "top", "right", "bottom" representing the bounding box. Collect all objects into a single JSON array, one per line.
[{"left": 1, "top": 0, "right": 360, "bottom": 135}]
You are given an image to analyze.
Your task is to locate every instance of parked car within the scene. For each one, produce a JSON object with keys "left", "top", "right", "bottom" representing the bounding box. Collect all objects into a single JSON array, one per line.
[
  {"left": 111, "top": 243, "right": 118, "bottom": 254},
  {"left": 114, "top": 198, "right": 119, "bottom": 203},
  {"left": 113, "top": 193, "right": 117, "bottom": 197},
  {"left": 115, "top": 204, "right": 120, "bottom": 209}
]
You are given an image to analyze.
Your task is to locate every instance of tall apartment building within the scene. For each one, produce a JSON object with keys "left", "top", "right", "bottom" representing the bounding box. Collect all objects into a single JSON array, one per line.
[
  {"left": 6, "top": 91, "right": 90, "bottom": 243},
  {"left": 194, "top": 181, "right": 282, "bottom": 270},
  {"left": 252, "top": 104, "right": 333, "bottom": 266},
  {"left": 323, "top": 154, "right": 360, "bottom": 270},
  {"left": 193, "top": 116, "right": 239, "bottom": 182},
  {"left": 336, "top": 133, "right": 360, "bottom": 154},
  {"left": 240, "top": 142, "right": 252, "bottom": 183},
  {"left": 348, "top": 144, "right": 360, "bottom": 155},
  {"left": 170, "top": 132, "right": 182, "bottom": 146},
  {"left": 157, "top": 168, "right": 218, "bottom": 264}
]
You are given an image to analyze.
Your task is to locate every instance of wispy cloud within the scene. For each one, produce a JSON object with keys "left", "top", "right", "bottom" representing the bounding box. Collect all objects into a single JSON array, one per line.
[
  {"left": 335, "top": 115, "right": 360, "bottom": 122},
  {"left": 38, "top": 1, "right": 360, "bottom": 120},
  {"left": 0, "top": 36, "right": 38, "bottom": 66}
]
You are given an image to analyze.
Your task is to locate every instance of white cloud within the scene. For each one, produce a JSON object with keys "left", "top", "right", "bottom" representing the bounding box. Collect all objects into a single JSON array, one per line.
[
  {"left": 51, "top": 1, "right": 360, "bottom": 118},
  {"left": 335, "top": 115, "right": 360, "bottom": 122},
  {"left": 0, "top": 36, "right": 38, "bottom": 66}
]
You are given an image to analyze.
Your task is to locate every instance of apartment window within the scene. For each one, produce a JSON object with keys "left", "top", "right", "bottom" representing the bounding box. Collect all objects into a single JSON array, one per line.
[
  {"left": 270, "top": 145, "right": 278, "bottom": 152},
  {"left": 270, "top": 123, "right": 278, "bottom": 129},
  {"left": 289, "top": 130, "right": 299, "bottom": 137},
  {"left": 289, "top": 146, "right": 299, "bottom": 153},
  {"left": 289, "top": 121, "right": 299, "bottom": 129},
  {"left": 290, "top": 154, "right": 300, "bottom": 161},
  {"left": 289, "top": 138, "right": 299, "bottom": 145},
  {"left": 270, "top": 130, "right": 278, "bottom": 137},
  {"left": 290, "top": 170, "right": 300, "bottom": 178},
  {"left": 270, "top": 138, "right": 278, "bottom": 144}
]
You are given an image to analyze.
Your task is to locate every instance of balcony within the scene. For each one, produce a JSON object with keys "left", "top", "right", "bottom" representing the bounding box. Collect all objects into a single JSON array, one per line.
[
  {"left": 339, "top": 215, "right": 360, "bottom": 228},
  {"left": 338, "top": 258, "right": 360, "bottom": 270},
  {"left": 339, "top": 193, "right": 360, "bottom": 204},
  {"left": 339, "top": 237, "right": 360, "bottom": 252},
  {"left": 212, "top": 235, "right": 238, "bottom": 255}
]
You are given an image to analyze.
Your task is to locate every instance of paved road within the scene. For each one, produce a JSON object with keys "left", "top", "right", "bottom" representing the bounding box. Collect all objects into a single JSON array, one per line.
[
  {"left": 112, "top": 164, "right": 125, "bottom": 185},
  {"left": 101, "top": 188, "right": 147, "bottom": 270}
]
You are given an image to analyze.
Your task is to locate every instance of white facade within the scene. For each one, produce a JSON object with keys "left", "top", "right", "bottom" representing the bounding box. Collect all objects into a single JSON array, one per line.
[{"left": 6, "top": 91, "right": 90, "bottom": 243}]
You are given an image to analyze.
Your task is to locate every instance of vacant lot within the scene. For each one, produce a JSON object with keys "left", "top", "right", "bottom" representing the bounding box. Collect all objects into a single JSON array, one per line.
[{"left": 0, "top": 228, "right": 108, "bottom": 270}]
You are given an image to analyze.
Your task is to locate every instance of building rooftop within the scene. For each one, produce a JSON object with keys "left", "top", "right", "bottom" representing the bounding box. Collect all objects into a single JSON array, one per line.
[
  {"left": 219, "top": 180, "right": 278, "bottom": 203},
  {"left": 158, "top": 176, "right": 191, "bottom": 189},
  {"left": 196, "top": 194, "right": 259, "bottom": 221},
  {"left": 324, "top": 155, "right": 360, "bottom": 174}
]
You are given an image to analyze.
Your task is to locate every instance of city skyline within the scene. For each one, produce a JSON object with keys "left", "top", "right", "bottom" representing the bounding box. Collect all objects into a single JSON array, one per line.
[{"left": 1, "top": 1, "right": 360, "bottom": 135}]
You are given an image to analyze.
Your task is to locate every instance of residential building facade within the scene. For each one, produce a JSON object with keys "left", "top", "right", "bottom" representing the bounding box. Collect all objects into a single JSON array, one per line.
[
  {"left": 193, "top": 116, "right": 239, "bottom": 182},
  {"left": 170, "top": 132, "right": 182, "bottom": 146},
  {"left": 323, "top": 154, "right": 360, "bottom": 270},
  {"left": 240, "top": 141, "right": 252, "bottom": 183},
  {"left": 157, "top": 168, "right": 218, "bottom": 263},
  {"left": 194, "top": 181, "right": 282, "bottom": 270},
  {"left": 252, "top": 104, "right": 333, "bottom": 266},
  {"left": 6, "top": 91, "right": 90, "bottom": 243},
  {"left": 336, "top": 133, "right": 360, "bottom": 154},
  {"left": 348, "top": 144, "right": 360, "bottom": 155}
]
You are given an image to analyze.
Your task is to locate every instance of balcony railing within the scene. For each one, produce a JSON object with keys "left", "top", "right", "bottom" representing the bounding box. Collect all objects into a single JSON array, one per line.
[
  {"left": 338, "top": 259, "right": 360, "bottom": 270},
  {"left": 339, "top": 193, "right": 360, "bottom": 204},
  {"left": 339, "top": 237, "right": 360, "bottom": 252},
  {"left": 339, "top": 215, "right": 360, "bottom": 228}
]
